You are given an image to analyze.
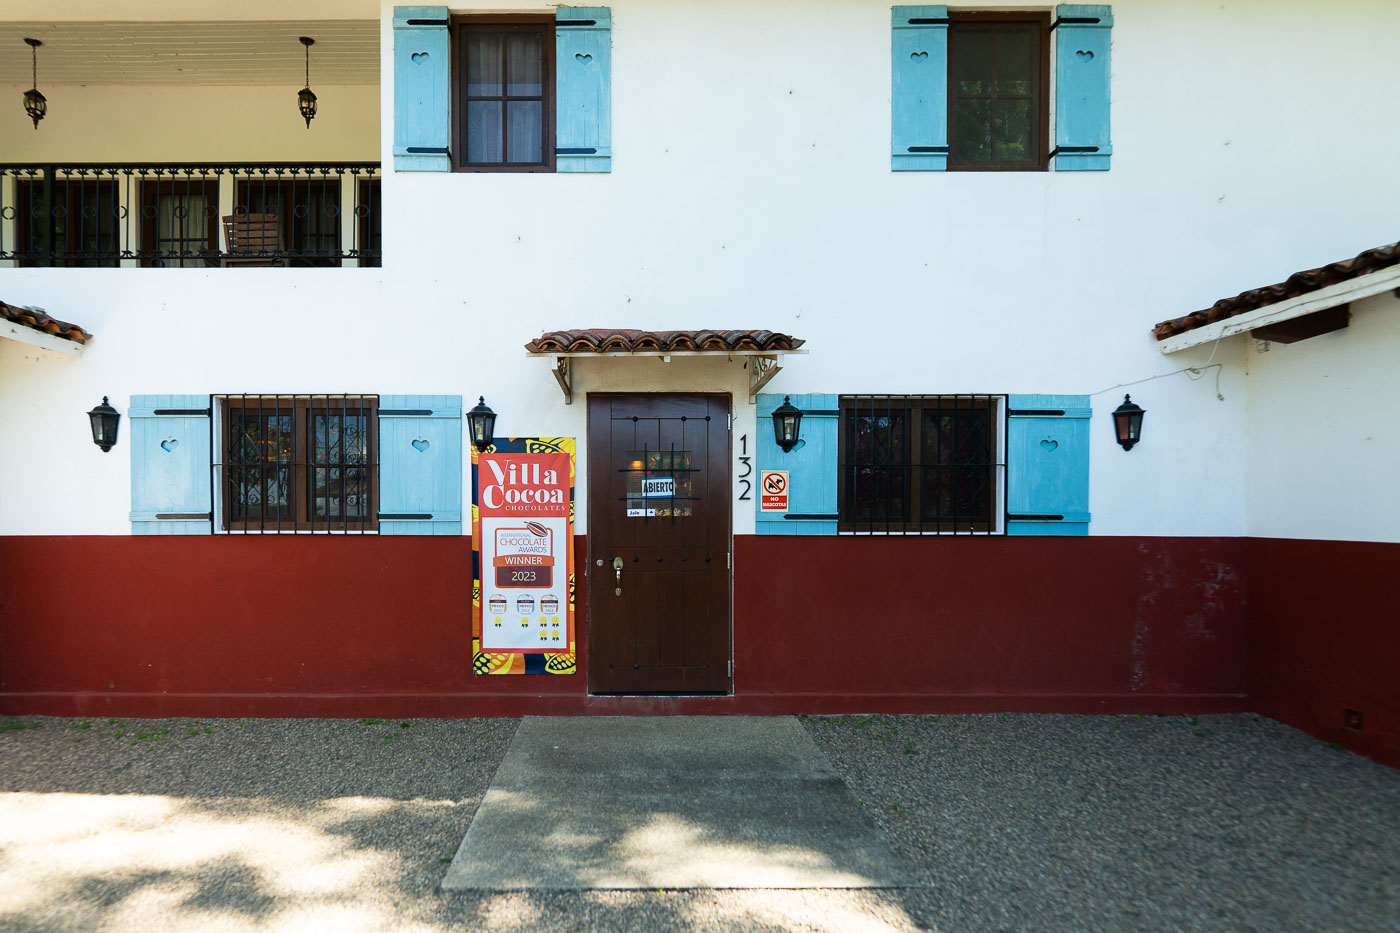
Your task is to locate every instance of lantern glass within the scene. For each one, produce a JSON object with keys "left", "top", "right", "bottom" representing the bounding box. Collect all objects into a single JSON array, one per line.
[
  {"left": 467, "top": 396, "right": 497, "bottom": 452},
  {"left": 1111, "top": 394, "right": 1145, "bottom": 451},
  {"left": 87, "top": 396, "right": 120, "bottom": 452},
  {"left": 23, "top": 87, "right": 46, "bottom": 128},
  {"left": 298, "top": 87, "right": 317, "bottom": 127},
  {"left": 771, "top": 396, "right": 803, "bottom": 453}
]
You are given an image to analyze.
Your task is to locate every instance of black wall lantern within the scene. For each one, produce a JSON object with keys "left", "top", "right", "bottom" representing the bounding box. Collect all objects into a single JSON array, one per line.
[
  {"left": 1111, "top": 394, "right": 1145, "bottom": 451},
  {"left": 298, "top": 36, "right": 318, "bottom": 128},
  {"left": 467, "top": 396, "right": 497, "bottom": 452},
  {"left": 88, "top": 396, "right": 120, "bottom": 452},
  {"left": 771, "top": 395, "right": 803, "bottom": 453},
  {"left": 23, "top": 38, "right": 46, "bottom": 130}
]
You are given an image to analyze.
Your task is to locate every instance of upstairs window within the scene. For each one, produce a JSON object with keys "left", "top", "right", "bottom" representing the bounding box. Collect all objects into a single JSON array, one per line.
[
  {"left": 948, "top": 13, "right": 1049, "bottom": 171},
  {"left": 455, "top": 18, "right": 555, "bottom": 172}
]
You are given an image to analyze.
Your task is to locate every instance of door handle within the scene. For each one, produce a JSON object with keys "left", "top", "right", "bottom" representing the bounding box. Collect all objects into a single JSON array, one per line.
[{"left": 613, "top": 556, "right": 624, "bottom": 596}]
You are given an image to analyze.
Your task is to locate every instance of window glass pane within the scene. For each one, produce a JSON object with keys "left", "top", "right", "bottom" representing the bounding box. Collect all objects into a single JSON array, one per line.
[
  {"left": 625, "top": 449, "right": 693, "bottom": 518},
  {"left": 506, "top": 100, "right": 543, "bottom": 163},
  {"left": 466, "top": 32, "right": 503, "bottom": 96},
  {"left": 312, "top": 412, "right": 370, "bottom": 521},
  {"left": 994, "top": 29, "right": 1034, "bottom": 96},
  {"left": 230, "top": 413, "right": 294, "bottom": 523},
  {"left": 505, "top": 32, "right": 543, "bottom": 96},
  {"left": 953, "top": 99, "right": 993, "bottom": 164},
  {"left": 993, "top": 99, "right": 1031, "bottom": 163},
  {"left": 953, "top": 31, "right": 995, "bottom": 95},
  {"left": 154, "top": 191, "right": 211, "bottom": 267},
  {"left": 467, "top": 101, "right": 504, "bottom": 163}
]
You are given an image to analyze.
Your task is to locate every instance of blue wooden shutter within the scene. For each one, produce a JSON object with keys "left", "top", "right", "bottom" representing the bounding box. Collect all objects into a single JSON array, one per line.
[
  {"left": 1007, "top": 395, "right": 1090, "bottom": 536},
  {"left": 891, "top": 5, "right": 949, "bottom": 172},
  {"left": 1054, "top": 5, "right": 1112, "bottom": 171},
  {"left": 756, "top": 394, "right": 838, "bottom": 536},
  {"left": 129, "top": 394, "right": 212, "bottom": 535},
  {"left": 555, "top": 7, "right": 612, "bottom": 173},
  {"left": 378, "top": 395, "right": 462, "bottom": 535},
  {"left": 393, "top": 6, "right": 451, "bottom": 172}
]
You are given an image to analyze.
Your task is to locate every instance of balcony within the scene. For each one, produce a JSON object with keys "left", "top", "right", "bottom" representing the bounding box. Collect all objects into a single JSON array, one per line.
[
  {"left": 0, "top": 16, "right": 379, "bottom": 269},
  {"left": 1, "top": 162, "right": 381, "bottom": 267}
]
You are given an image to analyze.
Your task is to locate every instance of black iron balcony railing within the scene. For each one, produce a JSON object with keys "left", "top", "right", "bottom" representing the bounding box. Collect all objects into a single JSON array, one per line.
[{"left": 0, "top": 162, "right": 381, "bottom": 268}]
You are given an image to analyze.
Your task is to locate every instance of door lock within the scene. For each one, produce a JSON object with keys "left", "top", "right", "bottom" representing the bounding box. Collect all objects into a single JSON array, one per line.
[{"left": 613, "top": 556, "right": 624, "bottom": 596}]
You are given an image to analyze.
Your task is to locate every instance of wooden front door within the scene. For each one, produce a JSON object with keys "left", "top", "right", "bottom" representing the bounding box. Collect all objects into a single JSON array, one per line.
[{"left": 587, "top": 394, "right": 732, "bottom": 694}]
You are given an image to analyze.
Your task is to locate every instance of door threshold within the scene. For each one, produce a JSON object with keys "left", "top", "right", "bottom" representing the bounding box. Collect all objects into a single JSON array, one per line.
[{"left": 589, "top": 692, "right": 732, "bottom": 698}]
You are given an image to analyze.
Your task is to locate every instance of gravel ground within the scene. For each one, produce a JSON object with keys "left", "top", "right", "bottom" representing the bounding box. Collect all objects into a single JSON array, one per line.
[{"left": 0, "top": 712, "right": 1396, "bottom": 932}]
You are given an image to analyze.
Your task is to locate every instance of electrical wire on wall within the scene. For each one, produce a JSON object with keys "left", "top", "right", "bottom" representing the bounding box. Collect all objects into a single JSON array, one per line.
[{"left": 1090, "top": 334, "right": 1227, "bottom": 402}]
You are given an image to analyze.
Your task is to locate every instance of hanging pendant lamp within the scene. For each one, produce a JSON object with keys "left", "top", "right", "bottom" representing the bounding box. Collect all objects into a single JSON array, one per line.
[
  {"left": 23, "top": 38, "right": 47, "bottom": 130},
  {"left": 298, "top": 36, "right": 318, "bottom": 128}
]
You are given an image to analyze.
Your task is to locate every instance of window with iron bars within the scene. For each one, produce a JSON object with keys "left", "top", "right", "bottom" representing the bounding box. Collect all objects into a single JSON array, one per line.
[
  {"left": 839, "top": 395, "right": 1006, "bottom": 533},
  {"left": 215, "top": 395, "right": 378, "bottom": 533}
]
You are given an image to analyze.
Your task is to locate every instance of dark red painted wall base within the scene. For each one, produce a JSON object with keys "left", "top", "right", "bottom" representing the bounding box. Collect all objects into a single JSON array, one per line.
[
  {"left": 1247, "top": 538, "right": 1400, "bottom": 769},
  {"left": 1, "top": 534, "right": 1250, "bottom": 718},
  {"left": 6, "top": 534, "right": 1390, "bottom": 766}
]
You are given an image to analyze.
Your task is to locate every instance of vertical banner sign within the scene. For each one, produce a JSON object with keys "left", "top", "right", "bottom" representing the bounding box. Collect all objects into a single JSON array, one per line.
[{"left": 472, "top": 438, "right": 576, "bottom": 675}]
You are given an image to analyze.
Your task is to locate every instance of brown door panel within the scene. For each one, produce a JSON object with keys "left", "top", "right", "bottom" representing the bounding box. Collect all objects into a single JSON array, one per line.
[{"left": 587, "top": 394, "right": 732, "bottom": 695}]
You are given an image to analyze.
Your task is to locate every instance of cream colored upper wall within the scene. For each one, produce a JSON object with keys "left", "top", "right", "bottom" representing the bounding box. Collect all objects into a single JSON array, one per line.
[
  {"left": 3, "top": 1, "right": 377, "bottom": 21},
  {"left": 1245, "top": 292, "right": 1400, "bottom": 544},
  {"left": 0, "top": 85, "right": 379, "bottom": 161}
]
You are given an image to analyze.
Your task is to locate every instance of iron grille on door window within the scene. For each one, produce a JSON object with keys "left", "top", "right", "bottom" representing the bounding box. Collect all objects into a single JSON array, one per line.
[
  {"left": 216, "top": 395, "right": 378, "bottom": 533},
  {"left": 839, "top": 395, "right": 1005, "bottom": 533}
]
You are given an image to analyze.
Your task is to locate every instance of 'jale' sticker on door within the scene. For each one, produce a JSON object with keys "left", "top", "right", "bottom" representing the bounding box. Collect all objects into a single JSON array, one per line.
[{"left": 493, "top": 521, "right": 554, "bottom": 588}]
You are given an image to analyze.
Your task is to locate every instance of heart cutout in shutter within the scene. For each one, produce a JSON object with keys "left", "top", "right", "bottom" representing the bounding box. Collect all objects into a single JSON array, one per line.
[
  {"left": 1040, "top": 439, "right": 1058, "bottom": 452},
  {"left": 910, "top": 51, "right": 928, "bottom": 61},
  {"left": 576, "top": 52, "right": 593, "bottom": 64},
  {"left": 161, "top": 438, "right": 179, "bottom": 453},
  {"left": 412, "top": 439, "right": 430, "bottom": 453},
  {"left": 411, "top": 51, "right": 430, "bottom": 64},
  {"left": 1076, "top": 49, "right": 1094, "bottom": 61}
]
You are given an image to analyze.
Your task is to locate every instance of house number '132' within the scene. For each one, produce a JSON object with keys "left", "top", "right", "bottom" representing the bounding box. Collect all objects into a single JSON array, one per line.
[{"left": 737, "top": 434, "right": 752, "bottom": 501}]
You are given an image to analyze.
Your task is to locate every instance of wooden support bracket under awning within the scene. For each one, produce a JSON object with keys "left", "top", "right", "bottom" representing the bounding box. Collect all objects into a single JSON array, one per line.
[{"left": 523, "top": 329, "right": 808, "bottom": 404}]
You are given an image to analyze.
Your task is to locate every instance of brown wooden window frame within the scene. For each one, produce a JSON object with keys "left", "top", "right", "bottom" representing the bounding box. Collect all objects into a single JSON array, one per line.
[
  {"left": 451, "top": 15, "right": 557, "bottom": 173},
  {"left": 356, "top": 177, "right": 382, "bottom": 268},
  {"left": 140, "top": 178, "right": 220, "bottom": 268},
  {"left": 233, "top": 178, "right": 343, "bottom": 267},
  {"left": 219, "top": 395, "right": 379, "bottom": 534},
  {"left": 13, "top": 178, "right": 121, "bottom": 267},
  {"left": 838, "top": 395, "right": 1005, "bottom": 534},
  {"left": 947, "top": 12, "right": 1051, "bottom": 173}
]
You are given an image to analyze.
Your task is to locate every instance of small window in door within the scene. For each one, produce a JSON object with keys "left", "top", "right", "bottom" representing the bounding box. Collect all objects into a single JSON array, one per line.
[{"left": 624, "top": 448, "right": 694, "bottom": 518}]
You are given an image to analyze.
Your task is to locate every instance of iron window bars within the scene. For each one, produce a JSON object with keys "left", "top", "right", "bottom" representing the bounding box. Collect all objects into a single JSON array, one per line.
[
  {"left": 214, "top": 395, "right": 378, "bottom": 533},
  {"left": 0, "top": 162, "right": 381, "bottom": 267},
  {"left": 838, "top": 395, "right": 1006, "bottom": 534}
]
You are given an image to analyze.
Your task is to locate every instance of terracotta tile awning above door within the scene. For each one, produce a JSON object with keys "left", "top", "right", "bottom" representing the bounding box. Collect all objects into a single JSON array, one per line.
[
  {"left": 524, "top": 329, "right": 805, "bottom": 355},
  {"left": 524, "top": 329, "right": 807, "bottom": 404}
]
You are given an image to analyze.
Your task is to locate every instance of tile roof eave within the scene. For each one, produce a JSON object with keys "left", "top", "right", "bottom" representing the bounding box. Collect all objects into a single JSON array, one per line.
[{"left": 1152, "top": 241, "right": 1400, "bottom": 342}]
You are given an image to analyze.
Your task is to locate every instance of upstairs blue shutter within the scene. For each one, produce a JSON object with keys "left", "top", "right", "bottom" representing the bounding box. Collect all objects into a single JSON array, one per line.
[
  {"left": 756, "top": 394, "right": 838, "bottom": 536},
  {"left": 393, "top": 6, "right": 451, "bottom": 172},
  {"left": 555, "top": 7, "right": 612, "bottom": 173},
  {"left": 129, "top": 395, "right": 212, "bottom": 535},
  {"left": 1054, "top": 5, "right": 1112, "bottom": 170},
  {"left": 1007, "top": 395, "right": 1090, "bottom": 536},
  {"left": 891, "top": 5, "right": 949, "bottom": 172},
  {"left": 378, "top": 396, "right": 463, "bottom": 535}
]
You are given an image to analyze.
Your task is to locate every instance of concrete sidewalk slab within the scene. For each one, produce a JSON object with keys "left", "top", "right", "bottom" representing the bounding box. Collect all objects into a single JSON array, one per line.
[{"left": 441, "top": 716, "right": 915, "bottom": 891}]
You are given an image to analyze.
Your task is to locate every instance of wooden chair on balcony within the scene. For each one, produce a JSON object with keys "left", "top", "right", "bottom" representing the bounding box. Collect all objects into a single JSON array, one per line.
[{"left": 221, "top": 213, "right": 284, "bottom": 267}]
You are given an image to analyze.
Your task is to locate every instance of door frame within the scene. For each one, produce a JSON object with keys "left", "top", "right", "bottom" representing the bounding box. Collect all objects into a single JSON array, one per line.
[{"left": 584, "top": 392, "right": 734, "bottom": 696}]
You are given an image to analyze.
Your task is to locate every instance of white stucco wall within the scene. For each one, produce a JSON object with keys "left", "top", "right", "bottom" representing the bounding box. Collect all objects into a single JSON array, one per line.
[
  {"left": 2, "top": 0, "right": 1398, "bottom": 539},
  {"left": 1244, "top": 291, "right": 1400, "bottom": 543}
]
